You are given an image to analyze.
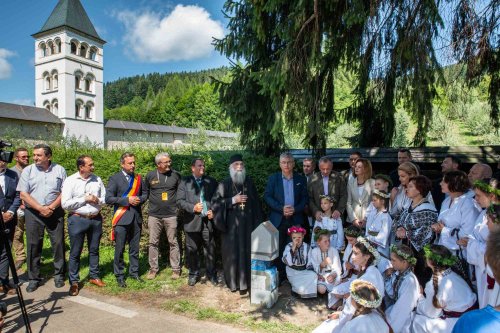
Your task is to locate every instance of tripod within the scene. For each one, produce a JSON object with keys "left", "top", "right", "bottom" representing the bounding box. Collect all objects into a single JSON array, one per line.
[{"left": 0, "top": 212, "right": 32, "bottom": 333}]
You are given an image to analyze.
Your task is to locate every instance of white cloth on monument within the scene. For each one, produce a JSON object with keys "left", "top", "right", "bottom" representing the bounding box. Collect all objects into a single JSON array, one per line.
[
  {"left": 282, "top": 242, "right": 318, "bottom": 298},
  {"left": 339, "top": 312, "right": 390, "bottom": 333},
  {"left": 385, "top": 270, "right": 420, "bottom": 333},
  {"left": 436, "top": 193, "right": 480, "bottom": 256},
  {"left": 466, "top": 210, "right": 490, "bottom": 308},
  {"left": 411, "top": 269, "right": 477, "bottom": 333},
  {"left": 308, "top": 246, "right": 342, "bottom": 293}
]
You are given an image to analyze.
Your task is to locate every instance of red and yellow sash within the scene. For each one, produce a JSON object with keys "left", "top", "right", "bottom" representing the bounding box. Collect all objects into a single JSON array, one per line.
[{"left": 110, "top": 174, "right": 141, "bottom": 240}]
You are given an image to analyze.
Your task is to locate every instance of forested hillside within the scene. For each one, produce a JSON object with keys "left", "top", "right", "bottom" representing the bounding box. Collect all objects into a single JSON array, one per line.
[{"left": 103, "top": 65, "right": 499, "bottom": 147}]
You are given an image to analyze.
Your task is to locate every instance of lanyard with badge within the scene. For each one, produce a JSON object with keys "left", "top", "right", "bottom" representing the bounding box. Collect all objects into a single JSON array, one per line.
[{"left": 155, "top": 170, "right": 168, "bottom": 201}]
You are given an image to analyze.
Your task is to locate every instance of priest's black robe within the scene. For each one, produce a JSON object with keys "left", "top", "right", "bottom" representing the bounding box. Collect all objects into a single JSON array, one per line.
[{"left": 212, "top": 176, "right": 262, "bottom": 292}]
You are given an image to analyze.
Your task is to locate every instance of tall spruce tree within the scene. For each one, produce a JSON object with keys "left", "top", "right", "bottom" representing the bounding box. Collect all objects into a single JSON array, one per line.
[{"left": 214, "top": 0, "right": 499, "bottom": 155}]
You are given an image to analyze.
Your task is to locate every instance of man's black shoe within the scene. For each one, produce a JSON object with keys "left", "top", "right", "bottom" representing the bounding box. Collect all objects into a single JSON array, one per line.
[
  {"left": 188, "top": 276, "right": 199, "bottom": 286},
  {"left": 117, "top": 279, "right": 127, "bottom": 288},
  {"left": 129, "top": 276, "right": 144, "bottom": 283},
  {"left": 209, "top": 275, "right": 218, "bottom": 286},
  {"left": 26, "top": 281, "right": 39, "bottom": 293},
  {"left": 54, "top": 279, "right": 65, "bottom": 288}
]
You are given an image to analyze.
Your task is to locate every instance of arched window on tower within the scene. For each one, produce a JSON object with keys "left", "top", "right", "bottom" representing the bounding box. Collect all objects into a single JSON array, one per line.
[
  {"left": 54, "top": 38, "right": 61, "bottom": 53},
  {"left": 85, "top": 102, "right": 94, "bottom": 120},
  {"left": 52, "top": 70, "right": 58, "bottom": 90},
  {"left": 89, "top": 47, "right": 98, "bottom": 61},
  {"left": 39, "top": 42, "right": 47, "bottom": 57},
  {"left": 43, "top": 100, "right": 51, "bottom": 112},
  {"left": 71, "top": 41, "right": 78, "bottom": 54},
  {"left": 43, "top": 72, "right": 51, "bottom": 91},
  {"left": 80, "top": 43, "right": 88, "bottom": 58},
  {"left": 48, "top": 40, "right": 55, "bottom": 55},
  {"left": 74, "top": 71, "right": 83, "bottom": 90},
  {"left": 52, "top": 99, "right": 58, "bottom": 116},
  {"left": 75, "top": 100, "right": 84, "bottom": 118}
]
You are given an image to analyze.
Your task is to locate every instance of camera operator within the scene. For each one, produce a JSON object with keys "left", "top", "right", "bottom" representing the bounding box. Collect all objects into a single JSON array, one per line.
[
  {"left": 9, "top": 148, "right": 29, "bottom": 271},
  {"left": 0, "top": 158, "right": 20, "bottom": 295}
]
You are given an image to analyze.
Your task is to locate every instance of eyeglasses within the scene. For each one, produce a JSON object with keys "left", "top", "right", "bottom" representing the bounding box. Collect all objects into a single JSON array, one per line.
[{"left": 158, "top": 161, "right": 172, "bottom": 164}]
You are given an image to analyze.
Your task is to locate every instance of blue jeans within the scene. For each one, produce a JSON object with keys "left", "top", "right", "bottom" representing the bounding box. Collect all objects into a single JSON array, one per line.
[{"left": 68, "top": 214, "right": 103, "bottom": 284}]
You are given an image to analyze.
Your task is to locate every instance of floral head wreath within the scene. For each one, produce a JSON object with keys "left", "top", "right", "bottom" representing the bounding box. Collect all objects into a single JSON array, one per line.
[
  {"left": 349, "top": 280, "right": 383, "bottom": 308},
  {"left": 473, "top": 179, "right": 500, "bottom": 197},
  {"left": 313, "top": 229, "right": 330, "bottom": 242},
  {"left": 319, "top": 194, "right": 336, "bottom": 202},
  {"left": 356, "top": 237, "right": 381, "bottom": 265},
  {"left": 390, "top": 245, "right": 417, "bottom": 265},
  {"left": 423, "top": 245, "right": 458, "bottom": 267},
  {"left": 287, "top": 226, "right": 307, "bottom": 236},
  {"left": 373, "top": 189, "right": 390, "bottom": 199},
  {"left": 344, "top": 226, "right": 362, "bottom": 238},
  {"left": 487, "top": 203, "right": 500, "bottom": 224}
]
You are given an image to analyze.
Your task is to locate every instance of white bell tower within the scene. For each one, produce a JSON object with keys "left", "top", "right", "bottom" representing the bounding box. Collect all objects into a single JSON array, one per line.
[{"left": 33, "top": 0, "right": 105, "bottom": 145}]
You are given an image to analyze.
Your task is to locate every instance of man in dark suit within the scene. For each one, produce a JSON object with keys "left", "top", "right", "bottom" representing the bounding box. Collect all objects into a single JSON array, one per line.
[
  {"left": 264, "top": 152, "right": 308, "bottom": 282},
  {"left": 177, "top": 158, "right": 218, "bottom": 286},
  {"left": 308, "top": 156, "right": 347, "bottom": 222},
  {"left": 105, "top": 152, "right": 147, "bottom": 288},
  {"left": 0, "top": 159, "right": 20, "bottom": 293}
]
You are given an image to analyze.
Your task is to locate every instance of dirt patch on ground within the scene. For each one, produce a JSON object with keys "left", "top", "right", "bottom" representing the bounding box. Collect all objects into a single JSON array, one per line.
[{"left": 116, "top": 275, "right": 329, "bottom": 330}]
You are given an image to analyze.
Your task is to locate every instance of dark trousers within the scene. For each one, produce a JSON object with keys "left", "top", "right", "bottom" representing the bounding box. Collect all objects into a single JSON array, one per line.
[
  {"left": 25, "top": 208, "right": 66, "bottom": 282},
  {"left": 68, "top": 214, "right": 103, "bottom": 284},
  {"left": 114, "top": 221, "right": 141, "bottom": 280},
  {"left": 275, "top": 218, "right": 293, "bottom": 282},
  {"left": 185, "top": 221, "right": 215, "bottom": 278},
  {"left": 0, "top": 219, "right": 15, "bottom": 285}
]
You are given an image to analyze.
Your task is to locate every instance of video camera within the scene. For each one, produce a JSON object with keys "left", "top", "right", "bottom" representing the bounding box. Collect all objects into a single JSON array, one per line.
[{"left": 0, "top": 140, "right": 14, "bottom": 163}]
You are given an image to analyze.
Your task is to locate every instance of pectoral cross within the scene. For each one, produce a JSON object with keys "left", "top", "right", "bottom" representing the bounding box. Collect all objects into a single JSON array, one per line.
[{"left": 240, "top": 202, "right": 245, "bottom": 210}]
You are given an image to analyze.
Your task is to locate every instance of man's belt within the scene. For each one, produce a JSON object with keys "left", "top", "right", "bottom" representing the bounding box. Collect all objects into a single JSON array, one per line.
[{"left": 70, "top": 212, "right": 101, "bottom": 219}]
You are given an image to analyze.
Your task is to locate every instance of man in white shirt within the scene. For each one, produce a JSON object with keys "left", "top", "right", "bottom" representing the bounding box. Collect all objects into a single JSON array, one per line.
[{"left": 61, "top": 155, "right": 106, "bottom": 296}]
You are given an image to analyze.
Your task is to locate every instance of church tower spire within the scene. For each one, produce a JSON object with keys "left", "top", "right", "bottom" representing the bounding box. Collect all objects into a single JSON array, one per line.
[{"left": 32, "top": 0, "right": 105, "bottom": 145}]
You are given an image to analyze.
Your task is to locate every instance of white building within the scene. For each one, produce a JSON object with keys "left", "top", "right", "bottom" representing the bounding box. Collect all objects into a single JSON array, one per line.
[{"left": 0, "top": 0, "right": 237, "bottom": 148}]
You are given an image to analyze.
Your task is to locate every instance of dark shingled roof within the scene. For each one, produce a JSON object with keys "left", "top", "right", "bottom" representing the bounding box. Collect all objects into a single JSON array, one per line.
[
  {"left": 104, "top": 119, "right": 238, "bottom": 138},
  {"left": 33, "top": 0, "right": 104, "bottom": 43},
  {"left": 0, "top": 102, "right": 63, "bottom": 124}
]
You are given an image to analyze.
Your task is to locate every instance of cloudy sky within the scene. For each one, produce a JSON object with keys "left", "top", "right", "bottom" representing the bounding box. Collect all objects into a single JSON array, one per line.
[{"left": 0, "top": 0, "right": 229, "bottom": 105}]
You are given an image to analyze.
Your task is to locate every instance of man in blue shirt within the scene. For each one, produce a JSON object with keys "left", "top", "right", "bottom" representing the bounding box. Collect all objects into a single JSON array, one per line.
[{"left": 264, "top": 152, "right": 308, "bottom": 283}]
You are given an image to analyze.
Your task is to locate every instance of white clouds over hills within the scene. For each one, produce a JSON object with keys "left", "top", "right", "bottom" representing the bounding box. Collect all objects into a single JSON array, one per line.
[
  {"left": 0, "top": 48, "right": 15, "bottom": 79},
  {"left": 116, "top": 5, "right": 224, "bottom": 62}
]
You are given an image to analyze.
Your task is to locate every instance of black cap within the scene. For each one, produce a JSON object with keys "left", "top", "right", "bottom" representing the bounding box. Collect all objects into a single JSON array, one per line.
[{"left": 229, "top": 154, "right": 243, "bottom": 165}]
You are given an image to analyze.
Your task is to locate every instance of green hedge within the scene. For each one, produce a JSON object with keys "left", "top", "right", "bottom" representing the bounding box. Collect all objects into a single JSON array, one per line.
[{"left": 8, "top": 141, "right": 296, "bottom": 254}]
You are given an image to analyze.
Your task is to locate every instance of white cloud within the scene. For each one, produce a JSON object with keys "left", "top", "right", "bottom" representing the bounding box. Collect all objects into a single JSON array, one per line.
[
  {"left": 0, "top": 48, "right": 15, "bottom": 79},
  {"left": 115, "top": 5, "right": 224, "bottom": 62}
]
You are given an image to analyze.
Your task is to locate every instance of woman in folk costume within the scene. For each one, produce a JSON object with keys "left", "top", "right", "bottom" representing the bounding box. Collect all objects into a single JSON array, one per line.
[
  {"left": 412, "top": 245, "right": 477, "bottom": 333},
  {"left": 432, "top": 171, "right": 480, "bottom": 259},
  {"left": 457, "top": 179, "right": 499, "bottom": 308},
  {"left": 384, "top": 244, "right": 420, "bottom": 333},
  {"left": 365, "top": 189, "right": 392, "bottom": 258},
  {"left": 346, "top": 158, "right": 375, "bottom": 229},
  {"left": 392, "top": 175, "right": 438, "bottom": 287},
  {"left": 339, "top": 280, "right": 391, "bottom": 333},
  {"left": 312, "top": 195, "right": 344, "bottom": 251},
  {"left": 308, "top": 230, "right": 342, "bottom": 296},
  {"left": 329, "top": 226, "right": 362, "bottom": 310},
  {"left": 313, "top": 236, "right": 384, "bottom": 333},
  {"left": 282, "top": 226, "right": 318, "bottom": 298}
]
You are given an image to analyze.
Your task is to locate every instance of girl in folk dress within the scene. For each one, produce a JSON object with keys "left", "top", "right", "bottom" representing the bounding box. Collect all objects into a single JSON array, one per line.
[
  {"left": 329, "top": 226, "right": 362, "bottom": 310},
  {"left": 282, "top": 226, "right": 318, "bottom": 298},
  {"left": 313, "top": 237, "right": 385, "bottom": 333},
  {"left": 385, "top": 244, "right": 420, "bottom": 333},
  {"left": 412, "top": 245, "right": 477, "bottom": 333},
  {"left": 366, "top": 174, "right": 393, "bottom": 216},
  {"left": 308, "top": 230, "right": 342, "bottom": 296},
  {"left": 457, "top": 179, "right": 499, "bottom": 308},
  {"left": 485, "top": 204, "right": 500, "bottom": 306},
  {"left": 432, "top": 171, "right": 480, "bottom": 259},
  {"left": 365, "top": 189, "right": 392, "bottom": 258},
  {"left": 339, "top": 280, "right": 391, "bottom": 333},
  {"left": 312, "top": 195, "right": 344, "bottom": 251}
]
